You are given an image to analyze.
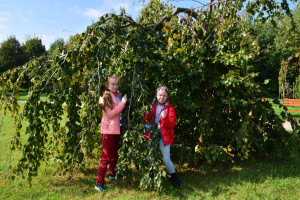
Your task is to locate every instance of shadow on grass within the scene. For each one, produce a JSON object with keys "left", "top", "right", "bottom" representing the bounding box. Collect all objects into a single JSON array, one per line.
[
  {"left": 289, "top": 113, "right": 300, "bottom": 118},
  {"left": 40, "top": 156, "right": 300, "bottom": 199},
  {"left": 176, "top": 157, "right": 300, "bottom": 199}
]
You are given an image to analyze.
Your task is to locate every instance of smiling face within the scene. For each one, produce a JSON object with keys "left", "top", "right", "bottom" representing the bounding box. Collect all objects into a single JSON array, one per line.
[
  {"left": 107, "top": 77, "right": 119, "bottom": 92},
  {"left": 156, "top": 89, "right": 168, "bottom": 105}
]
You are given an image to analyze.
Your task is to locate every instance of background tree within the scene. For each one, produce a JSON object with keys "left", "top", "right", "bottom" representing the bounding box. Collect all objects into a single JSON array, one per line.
[
  {"left": 277, "top": 7, "right": 300, "bottom": 98},
  {"left": 250, "top": 19, "right": 281, "bottom": 96},
  {"left": 246, "top": 5, "right": 300, "bottom": 97},
  {"left": 22, "top": 36, "right": 46, "bottom": 61},
  {"left": 48, "top": 38, "right": 66, "bottom": 55},
  {"left": 20, "top": 37, "right": 47, "bottom": 89},
  {"left": 0, "top": 36, "right": 26, "bottom": 73}
]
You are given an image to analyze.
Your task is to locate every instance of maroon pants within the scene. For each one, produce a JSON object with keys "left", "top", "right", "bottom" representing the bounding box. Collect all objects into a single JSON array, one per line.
[{"left": 96, "top": 134, "right": 120, "bottom": 184}]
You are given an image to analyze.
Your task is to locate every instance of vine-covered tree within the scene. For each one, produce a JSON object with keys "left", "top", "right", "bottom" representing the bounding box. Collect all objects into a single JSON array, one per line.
[{"left": 1, "top": 0, "right": 299, "bottom": 190}]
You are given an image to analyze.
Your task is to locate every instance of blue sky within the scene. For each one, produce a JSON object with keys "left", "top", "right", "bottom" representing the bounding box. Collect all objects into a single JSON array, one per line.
[
  {"left": 0, "top": 0, "right": 297, "bottom": 49},
  {"left": 0, "top": 0, "right": 203, "bottom": 49}
]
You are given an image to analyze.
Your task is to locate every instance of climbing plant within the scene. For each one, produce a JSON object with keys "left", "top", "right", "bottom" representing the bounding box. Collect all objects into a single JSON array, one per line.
[{"left": 1, "top": 0, "right": 299, "bottom": 191}]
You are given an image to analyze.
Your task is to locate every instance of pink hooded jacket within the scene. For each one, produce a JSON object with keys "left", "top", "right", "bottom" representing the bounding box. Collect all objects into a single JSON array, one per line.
[{"left": 99, "top": 93, "right": 125, "bottom": 135}]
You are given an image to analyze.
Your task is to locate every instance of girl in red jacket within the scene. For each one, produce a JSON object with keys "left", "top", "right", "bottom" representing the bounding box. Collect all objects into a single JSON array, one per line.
[
  {"left": 95, "top": 74, "right": 127, "bottom": 192},
  {"left": 144, "top": 86, "right": 180, "bottom": 188}
]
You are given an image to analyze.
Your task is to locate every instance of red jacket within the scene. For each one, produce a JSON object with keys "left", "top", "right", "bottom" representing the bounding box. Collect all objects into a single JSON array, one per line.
[{"left": 144, "top": 101, "right": 176, "bottom": 146}]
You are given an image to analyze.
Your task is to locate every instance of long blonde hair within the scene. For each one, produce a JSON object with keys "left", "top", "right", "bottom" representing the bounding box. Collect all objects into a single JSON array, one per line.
[{"left": 102, "top": 74, "right": 119, "bottom": 112}]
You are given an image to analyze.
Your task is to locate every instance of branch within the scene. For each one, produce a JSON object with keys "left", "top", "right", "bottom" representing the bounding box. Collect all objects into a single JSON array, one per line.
[
  {"left": 151, "top": 7, "right": 208, "bottom": 33},
  {"left": 121, "top": 16, "right": 143, "bottom": 28},
  {"left": 188, "top": 0, "right": 206, "bottom": 6},
  {"left": 120, "top": 7, "right": 208, "bottom": 34}
]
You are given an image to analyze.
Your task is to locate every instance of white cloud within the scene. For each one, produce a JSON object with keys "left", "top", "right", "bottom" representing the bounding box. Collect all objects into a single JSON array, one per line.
[
  {"left": 37, "top": 34, "right": 56, "bottom": 50},
  {"left": 0, "top": 16, "right": 9, "bottom": 23},
  {"left": 16, "top": 11, "right": 31, "bottom": 24},
  {"left": 0, "top": 24, "right": 8, "bottom": 30},
  {"left": 0, "top": 11, "right": 10, "bottom": 17},
  {"left": 0, "top": 12, "right": 10, "bottom": 30},
  {"left": 0, "top": 33, "right": 6, "bottom": 42},
  {"left": 83, "top": 8, "right": 104, "bottom": 19}
]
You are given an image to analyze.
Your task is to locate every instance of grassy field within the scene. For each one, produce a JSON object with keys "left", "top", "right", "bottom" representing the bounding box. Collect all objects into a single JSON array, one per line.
[
  {"left": 1, "top": 102, "right": 300, "bottom": 200},
  {"left": 269, "top": 99, "right": 300, "bottom": 120},
  {"left": 1, "top": 89, "right": 48, "bottom": 101}
]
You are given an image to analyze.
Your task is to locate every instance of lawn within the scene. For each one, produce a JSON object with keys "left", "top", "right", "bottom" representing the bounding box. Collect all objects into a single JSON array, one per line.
[
  {"left": 1, "top": 89, "right": 48, "bottom": 101},
  {"left": 1, "top": 102, "right": 300, "bottom": 200},
  {"left": 269, "top": 98, "right": 300, "bottom": 120}
]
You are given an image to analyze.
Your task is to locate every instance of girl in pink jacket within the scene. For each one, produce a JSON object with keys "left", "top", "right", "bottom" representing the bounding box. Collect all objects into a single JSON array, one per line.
[{"left": 95, "top": 74, "right": 127, "bottom": 192}]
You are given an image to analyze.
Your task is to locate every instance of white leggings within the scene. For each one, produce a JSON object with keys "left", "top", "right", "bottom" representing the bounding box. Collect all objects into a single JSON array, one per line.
[{"left": 159, "top": 138, "right": 176, "bottom": 174}]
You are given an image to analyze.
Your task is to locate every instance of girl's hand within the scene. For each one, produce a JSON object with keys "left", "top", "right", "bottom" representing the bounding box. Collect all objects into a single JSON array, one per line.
[
  {"left": 122, "top": 95, "right": 127, "bottom": 104},
  {"left": 99, "top": 97, "right": 104, "bottom": 104},
  {"left": 161, "top": 110, "right": 166, "bottom": 118}
]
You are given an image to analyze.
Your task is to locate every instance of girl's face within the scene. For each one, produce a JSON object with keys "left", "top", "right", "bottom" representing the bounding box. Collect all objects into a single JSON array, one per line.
[
  {"left": 107, "top": 77, "right": 119, "bottom": 92},
  {"left": 157, "top": 89, "right": 168, "bottom": 104}
]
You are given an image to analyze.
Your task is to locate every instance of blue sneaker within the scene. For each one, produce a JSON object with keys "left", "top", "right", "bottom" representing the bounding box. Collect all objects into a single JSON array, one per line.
[{"left": 95, "top": 184, "right": 106, "bottom": 192}]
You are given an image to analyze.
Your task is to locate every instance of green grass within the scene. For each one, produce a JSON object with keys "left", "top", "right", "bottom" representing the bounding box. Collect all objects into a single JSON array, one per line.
[
  {"left": 18, "top": 90, "right": 48, "bottom": 101},
  {"left": 1, "top": 103, "right": 300, "bottom": 200},
  {"left": 269, "top": 99, "right": 300, "bottom": 120},
  {"left": 1, "top": 89, "right": 48, "bottom": 101}
]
